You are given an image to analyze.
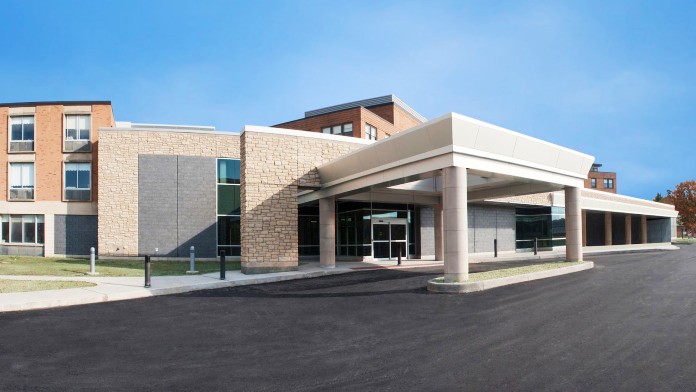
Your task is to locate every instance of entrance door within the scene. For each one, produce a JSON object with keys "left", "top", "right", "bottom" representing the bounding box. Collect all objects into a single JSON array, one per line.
[{"left": 371, "top": 219, "right": 408, "bottom": 260}]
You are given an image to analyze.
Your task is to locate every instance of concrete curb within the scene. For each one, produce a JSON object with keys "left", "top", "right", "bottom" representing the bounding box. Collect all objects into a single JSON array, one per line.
[
  {"left": 427, "top": 261, "right": 595, "bottom": 294},
  {"left": 0, "top": 268, "right": 352, "bottom": 313}
]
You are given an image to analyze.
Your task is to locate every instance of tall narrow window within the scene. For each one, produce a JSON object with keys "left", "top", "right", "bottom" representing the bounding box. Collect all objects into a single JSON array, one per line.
[
  {"left": 64, "top": 114, "right": 91, "bottom": 152},
  {"left": 365, "top": 123, "right": 377, "bottom": 140},
  {"left": 64, "top": 162, "right": 91, "bottom": 201},
  {"left": 217, "top": 159, "right": 241, "bottom": 256},
  {"left": 9, "top": 116, "right": 35, "bottom": 152},
  {"left": 9, "top": 162, "right": 34, "bottom": 200},
  {"left": 591, "top": 178, "right": 597, "bottom": 188}
]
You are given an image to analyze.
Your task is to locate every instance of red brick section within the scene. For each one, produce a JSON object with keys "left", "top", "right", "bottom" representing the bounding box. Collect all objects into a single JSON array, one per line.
[
  {"left": 35, "top": 105, "right": 64, "bottom": 201},
  {"left": 0, "top": 107, "right": 7, "bottom": 195},
  {"left": 274, "top": 103, "right": 424, "bottom": 141},
  {"left": 91, "top": 104, "right": 115, "bottom": 203},
  {"left": 585, "top": 171, "right": 617, "bottom": 194},
  {"left": 368, "top": 104, "right": 423, "bottom": 131}
]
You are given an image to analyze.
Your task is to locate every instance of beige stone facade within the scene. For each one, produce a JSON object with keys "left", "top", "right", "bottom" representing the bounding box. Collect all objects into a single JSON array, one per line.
[
  {"left": 240, "top": 129, "right": 365, "bottom": 273},
  {"left": 97, "top": 129, "right": 239, "bottom": 256}
]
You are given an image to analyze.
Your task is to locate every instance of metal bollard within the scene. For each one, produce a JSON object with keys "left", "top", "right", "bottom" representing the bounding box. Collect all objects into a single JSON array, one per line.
[
  {"left": 534, "top": 237, "right": 538, "bottom": 255},
  {"left": 187, "top": 246, "right": 197, "bottom": 274},
  {"left": 397, "top": 243, "right": 402, "bottom": 266},
  {"left": 494, "top": 239, "right": 498, "bottom": 258},
  {"left": 144, "top": 255, "right": 151, "bottom": 288},
  {"left": 89, "top": 247, "right": 97, "bottom": 275},
  {"left": 220, "top": 250, "right": 226, "bottom": 280}
]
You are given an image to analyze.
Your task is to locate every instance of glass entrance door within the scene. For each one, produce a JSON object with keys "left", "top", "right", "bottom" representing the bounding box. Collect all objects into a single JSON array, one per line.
[{"left": 371, "top": 219, "right": 408, "bottom": 260}]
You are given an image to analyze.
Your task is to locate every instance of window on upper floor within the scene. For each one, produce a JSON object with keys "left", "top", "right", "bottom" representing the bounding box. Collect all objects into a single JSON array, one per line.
[
  {"left": 603, "top": 178, "right": 614, "bottom": 189},
  {"left": 591, "top": 178, "right": 597, "bottom": 188},
  {"left": 64, "top": 162, "right": 91, "bottom": 201},
  {"left": 9, "top": 162, "right": 34, "bottom": 200},
  {"left": 9, "top": 115, "right": 35, "bottom": 152},
  {"left": 365, "top": 123, "right": 377, "bottom": 140},
  {"left": 321, "top": 123, "right": 353, "bottom": 137},
  {"left": 64, "top": 114, "right": 91, "bottom": 152}
]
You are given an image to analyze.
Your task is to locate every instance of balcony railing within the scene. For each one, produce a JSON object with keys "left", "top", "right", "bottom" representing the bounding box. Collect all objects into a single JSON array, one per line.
[
  {"left": 9, "top": 188, "right": 34, "bottom": 200},
  {"left": 64, "top": 188, "right": 91, "bottom": 201},
  {"left": 9, "top": 140, "right": 34, "bottom": 152},
  {"left": 64, "top": 139, "right": 91, "bottom": 153}
]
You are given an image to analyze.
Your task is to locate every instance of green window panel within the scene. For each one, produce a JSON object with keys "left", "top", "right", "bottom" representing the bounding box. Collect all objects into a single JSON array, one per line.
[{"left": 217, "top": 185, "right": 240, "bottom": 215}]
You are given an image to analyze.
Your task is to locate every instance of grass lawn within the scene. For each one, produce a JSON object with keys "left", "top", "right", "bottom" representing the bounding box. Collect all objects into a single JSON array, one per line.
[
  {"left": 0, "top": 279, "right": 96, "bottom": 293},
  {"left": 673, "top": 238, "right": 696, "bottom": 244},
  {"left": 432, "top": 261, "right": 586, "bottom": 283},
  {"left": 0, "top": 256, "right": 240, "bottom": 277}
]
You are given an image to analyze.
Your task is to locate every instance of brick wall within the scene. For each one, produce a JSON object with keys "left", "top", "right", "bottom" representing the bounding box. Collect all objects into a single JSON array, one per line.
[
  {"left": 241, "top": 130, "right": 364, "bottom": 273},
  {"left": 0, "top": 107, "right": 6, "bottom": 194},
  {"left": 98, "top": 130, "right": 239, "bottom": 256},
  {"left": 273, "top": 103, "right": 420, "bottom": 142},
  {"left": 585, "top": 171, "right": 617, "bottom": 193}
]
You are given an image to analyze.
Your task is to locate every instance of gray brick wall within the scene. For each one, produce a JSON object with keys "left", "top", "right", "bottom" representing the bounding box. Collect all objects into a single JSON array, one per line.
[
  {"left": 139, "top": 155, "right": 178, "bottom": 256},
  {"left": 468, "top": 205, "right": 516, "bottom": 253},
  {"left": 419, "top": 206, "right": 434, "bottom": 256},
  {"left": 177, "top": 156, "right": 217, "bottom": 257},
  {"left": 54, "top": 215, "right": 98, "bottom": 255},
  {"left": 138, "top": 155, "right": 218, "bottom": 257}
]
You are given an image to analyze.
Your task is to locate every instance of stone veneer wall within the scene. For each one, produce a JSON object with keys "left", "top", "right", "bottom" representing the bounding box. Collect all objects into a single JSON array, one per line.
[
  {"left": 98, "top": 130, "right": 239, "bottom": 256},
  {"left": 241, "top": 131, "right": 365, "bottom": 273}
]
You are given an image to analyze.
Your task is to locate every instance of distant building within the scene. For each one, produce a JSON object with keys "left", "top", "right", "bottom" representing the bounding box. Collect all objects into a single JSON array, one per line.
[
  {"left": 273, "top": 95, "right": 425, "bottom": 140},
  {"left": 584, "top": 163, "right": 617, "bottom": 194}
]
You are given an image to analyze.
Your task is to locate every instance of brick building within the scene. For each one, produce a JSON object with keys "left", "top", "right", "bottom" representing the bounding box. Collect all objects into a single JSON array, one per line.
[
  {"left": 584, "top": 163, "right": 617, "bottom": 193},
  {"left": 0, "top": 96, "right": 678, "bottom": 282},
  {"left": 0, "top": 101, "right": 114, "bottom": 256}
]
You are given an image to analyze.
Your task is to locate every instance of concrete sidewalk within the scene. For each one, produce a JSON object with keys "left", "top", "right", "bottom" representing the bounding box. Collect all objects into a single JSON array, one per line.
[{"left": 0, "top": 243, "right": 679, "bottom": 312}]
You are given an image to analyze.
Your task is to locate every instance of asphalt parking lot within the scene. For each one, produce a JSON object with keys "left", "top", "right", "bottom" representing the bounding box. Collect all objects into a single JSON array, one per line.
[{"left": 2, "top": 247, "right": 696, "bottom": 391}]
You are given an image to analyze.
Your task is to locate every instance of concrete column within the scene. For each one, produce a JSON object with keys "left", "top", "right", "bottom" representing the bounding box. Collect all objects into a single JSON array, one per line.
[
  {"left": 319, "top": 197, "right": 336, "bottom": 268},
  {"left": 434, "top": 203, "right": 443, "bottom": 261},
  {"left": 581, "top": 210, "right": 587, "bottom": 247},
  {"left": 565, "top": 187, "right": 583, "bottom": 262},
  {"left": 625, "top": 215, "right": 632, "bottom": 245},
  {"left": 443, "top": 167, "right": 468, "bottom": 282},
  {"left": 604, "top": 212, "right": 613, "bottom": 246},
  {"left": 641, "top": 215, "right": 648, "bottom": 244},
  {"left": 43, "top": 214, "right": 55, "bottom": 257}
]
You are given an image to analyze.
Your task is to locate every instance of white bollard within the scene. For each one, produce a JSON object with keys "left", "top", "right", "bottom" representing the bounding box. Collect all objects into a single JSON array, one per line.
[
  {"left": 187, "top": 246, "right": 198, "bottom": 274},
  {"left": 88, "top": 247, "right": 98, "bottom": 275}
]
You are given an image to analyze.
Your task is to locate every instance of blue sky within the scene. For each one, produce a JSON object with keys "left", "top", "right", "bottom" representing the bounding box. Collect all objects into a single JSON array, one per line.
[{"left": 2, "top": 0, "right": 694, "bottom": 199}]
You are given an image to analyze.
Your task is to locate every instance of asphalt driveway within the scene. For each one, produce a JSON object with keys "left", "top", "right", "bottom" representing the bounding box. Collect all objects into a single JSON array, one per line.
[{"left": 2, "top": 247, "right": 696, "bottom": 391}]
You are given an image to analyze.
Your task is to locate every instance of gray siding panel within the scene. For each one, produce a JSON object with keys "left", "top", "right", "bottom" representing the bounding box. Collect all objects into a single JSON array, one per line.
[
  {"left": 54, "top": 215, "right": 97, "bottom": 255},
  {"left": 419, "top": 206, "right": 434, "bottom": 256},
  {"left": 468, "top": 205, "right": 516, "bottom": 254},
  {"left": 139, "top": 155, "right": 178, "bottom": 256},
  {"left": 177, "top": 156, "right": 217, "bottom": 257},
  {"left": 138, "top": 155, "right": 218, "bottom": 257}
]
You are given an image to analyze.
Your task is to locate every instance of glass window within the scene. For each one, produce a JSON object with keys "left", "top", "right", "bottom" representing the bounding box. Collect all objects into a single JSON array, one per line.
[
  {"left": 217, "top": 159, "right": 240, "bottom": 184},
  {"left": 10, "top": 116, "right": 34, "bottom": 141},
  {"left": 217, "top": 216, "right": 240, "bottom": 246},
  {"left": 1, "top": 216, "right": 8, "bottom": 243},
  {"left": 365, "top": 124, "right": 377, "bottom": 140},
  {"left": 591, "top": 178, "right": 596, "bottom": 188},
  {"left": 23, "top": 215, "right": 35, "bottom": 243},
  {"left": 65, "top": 163, "right": 91, "bottom": 189},
  {"left": 65, "top": 114, "right": 90, "bottom": 141},
  {"left": 217, "top": 185, "right": 240, "bottom": 215},
  {"left": 322, "top": 127, "right": 331, "bottom": 134},
  {"left": 10, "top": 163, "right": 34, "bottom": 189},
  {"left": 10, "top": 216, "right": 22, "bottom": 243},
  {"left": 36, "top": 215, "right": 44, "bottom": 244},
  {"left": 604, "top": 179, "right": 614, "bottom": 189}
]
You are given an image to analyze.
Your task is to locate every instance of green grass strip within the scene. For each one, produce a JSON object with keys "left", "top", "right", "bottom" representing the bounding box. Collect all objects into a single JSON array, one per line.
[
  {"left": 0, "top": 256, "right": 240, "bottom": 277},
  {"left": 0, "top": 279, "right": 96, "bottom": 293}
]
